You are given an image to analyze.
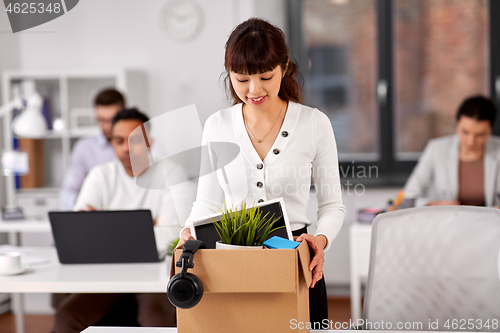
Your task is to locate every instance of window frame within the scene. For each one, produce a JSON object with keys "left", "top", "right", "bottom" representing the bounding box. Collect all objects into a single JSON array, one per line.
[{"left": 288, "top": 0, "right": 500, "bottom": 187}]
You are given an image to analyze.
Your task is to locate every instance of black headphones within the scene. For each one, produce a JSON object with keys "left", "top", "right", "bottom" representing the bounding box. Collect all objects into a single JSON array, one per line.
[{"left": 167, "top": 240, "right": 206, "bottom": 309}]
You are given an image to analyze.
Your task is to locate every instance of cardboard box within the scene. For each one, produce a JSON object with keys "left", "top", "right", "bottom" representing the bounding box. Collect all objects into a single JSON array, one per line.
[{"left": 171, "top": 241, "right": 312, "bottom": 333}]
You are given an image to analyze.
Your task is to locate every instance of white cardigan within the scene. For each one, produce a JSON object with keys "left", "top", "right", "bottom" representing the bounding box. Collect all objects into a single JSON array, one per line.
[{"left": 186, "top": 101, "right": 346, "bottom": 251}]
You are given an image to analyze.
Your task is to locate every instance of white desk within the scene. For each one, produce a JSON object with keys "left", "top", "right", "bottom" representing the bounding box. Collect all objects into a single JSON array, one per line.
[
  {"left": 0, "top": 247, "right": 171, "bottom": 333},
  {"left": 0, "top": 218, "right": 51, "bottom": 245},
  {"left": 0, "top": 218, "right": 52, "bottom": 333},
  {"left": 349, "top": 222, "right": 372, "bottom": 321},
  {"left": 83, "top": 329, "right": 177, "bottom": 333},
  {"left": 82, "top": 329, "right": 465, "bottom": 333},
  {"left": 82, "top": 329, "right": 339, "bottom": 333}
]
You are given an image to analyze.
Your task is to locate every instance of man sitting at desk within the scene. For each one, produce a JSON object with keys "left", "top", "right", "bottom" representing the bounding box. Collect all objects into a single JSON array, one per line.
[
  {"left": 59, "top": 88, "right": 125, "bottom": 210},
  {"left": 53, "top": 108, "right": 180, "bottom": 332}
]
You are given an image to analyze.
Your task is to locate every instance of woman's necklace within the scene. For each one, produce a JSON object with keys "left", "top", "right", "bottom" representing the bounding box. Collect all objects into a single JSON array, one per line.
[{"left": 243, "top": 103, "right": 285, "bottom": 143}]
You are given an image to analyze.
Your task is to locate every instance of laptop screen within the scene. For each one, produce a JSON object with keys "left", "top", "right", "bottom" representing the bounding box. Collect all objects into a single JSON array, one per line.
[{"left": 49, "top": 210, "right": 159, "bottom": 264}]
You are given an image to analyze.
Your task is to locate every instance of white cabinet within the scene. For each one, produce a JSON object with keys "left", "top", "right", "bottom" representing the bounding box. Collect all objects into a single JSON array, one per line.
[{"left": 1, "top": 69, "right": 146, "bottom": 217}]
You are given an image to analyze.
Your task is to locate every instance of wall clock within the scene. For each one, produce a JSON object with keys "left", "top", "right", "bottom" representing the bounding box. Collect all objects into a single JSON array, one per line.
[{"left": 159, "top": 0, "right": 204, "bottom": 43}]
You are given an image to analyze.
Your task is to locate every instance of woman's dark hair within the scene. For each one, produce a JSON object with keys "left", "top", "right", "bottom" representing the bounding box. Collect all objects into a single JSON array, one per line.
[
  {"left": 223, "top": 18, "right": 302, "bottom": 105},
  {"left": 94, "top": 88, "right": 126, "bottom": 108},
  {"left": 456, "top": 95, "right": 497, "bottom": 128},
  {"left": 112, "top": 107, "right": 150, "bottom": 130}
]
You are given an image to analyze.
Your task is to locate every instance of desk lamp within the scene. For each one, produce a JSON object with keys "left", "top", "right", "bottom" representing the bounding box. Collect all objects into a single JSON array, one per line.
[{"left": 0, "top": 84, "right": 47, "bottom": 220}]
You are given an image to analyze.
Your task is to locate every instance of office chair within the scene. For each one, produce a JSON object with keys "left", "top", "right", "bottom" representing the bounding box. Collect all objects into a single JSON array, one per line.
[{"left": 363, "top": 206, "right": 500, "bottom": 331}]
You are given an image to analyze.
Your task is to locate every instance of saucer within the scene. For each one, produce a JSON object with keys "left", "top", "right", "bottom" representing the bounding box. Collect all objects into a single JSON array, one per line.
[{"left": 0, "top": 264, "right": 31, "bottom": 276}]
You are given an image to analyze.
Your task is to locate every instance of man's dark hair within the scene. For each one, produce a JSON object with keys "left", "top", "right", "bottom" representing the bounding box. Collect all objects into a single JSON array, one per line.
[
  {"left": 112, "top": 107, "right": 150, "bottom": 130},
  {"left": 456, "top": 95, "right": 497, "bottom": 128},
  {"left": 94, "top": 88, "right": 126, "bottom": 108}
]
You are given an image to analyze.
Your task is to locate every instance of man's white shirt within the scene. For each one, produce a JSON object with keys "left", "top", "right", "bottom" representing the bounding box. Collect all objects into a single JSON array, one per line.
[{"left": 74, "top": 159, "right": 185, "bottom": 250}]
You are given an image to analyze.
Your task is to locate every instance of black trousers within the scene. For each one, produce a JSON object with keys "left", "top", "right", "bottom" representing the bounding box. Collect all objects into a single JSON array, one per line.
[{"left": 292, "top": 227, "right": 329, "bottom": 329}]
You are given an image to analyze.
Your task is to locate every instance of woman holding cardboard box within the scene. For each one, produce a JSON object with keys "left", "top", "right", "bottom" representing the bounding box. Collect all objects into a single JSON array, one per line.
[{"left": 180, "top": 18, "right": 346, "bottom": 326}]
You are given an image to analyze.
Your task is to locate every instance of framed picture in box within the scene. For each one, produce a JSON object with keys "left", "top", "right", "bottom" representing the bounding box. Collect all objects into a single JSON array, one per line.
[{"left": 190, "top": 198, "right": 293, "bottom": 249}]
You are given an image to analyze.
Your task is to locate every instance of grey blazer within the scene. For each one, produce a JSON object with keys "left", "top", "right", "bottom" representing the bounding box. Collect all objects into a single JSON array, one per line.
[{"left": 404, "top": 134, "right": 500, "bottom": 207}]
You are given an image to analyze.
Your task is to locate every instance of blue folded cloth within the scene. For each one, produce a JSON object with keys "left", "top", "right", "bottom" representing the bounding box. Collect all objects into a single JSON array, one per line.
[{"left": 263, "top": 236, "right": 300, "bottom": 249}]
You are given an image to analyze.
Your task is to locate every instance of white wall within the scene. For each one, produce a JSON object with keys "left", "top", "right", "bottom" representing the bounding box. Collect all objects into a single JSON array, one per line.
[
  {"left": 14, "top": 0, "right": 265, "bottom": 127},
  {"left": 9, "top": 0, "right": 288, "bottom": 124},
  {"left": 254, "top": 0, "right": 287, "bottom": 32},
  {"left": 1, "top": 0, "right": 288, "bottom": 193},
  {"left": 0, "top": 8, "right": 21, "bottom": 75}
]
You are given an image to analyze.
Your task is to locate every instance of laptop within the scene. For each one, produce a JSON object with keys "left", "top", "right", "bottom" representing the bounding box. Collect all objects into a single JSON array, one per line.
[
  {"left": 49, "top": 210, "right": 166, "bottom": 264},
  {"left": 190, "top": 198, "right": 293, "bottom": 249}
]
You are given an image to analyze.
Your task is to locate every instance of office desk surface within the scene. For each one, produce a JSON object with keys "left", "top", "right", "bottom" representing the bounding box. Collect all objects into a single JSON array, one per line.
[
  {"left": 82, "top": 329, "right": 466, "bottom": 333},
  {"left": 0, "top": 247, "right": 171, "bottom": 293},
  {"left": 0, "top": 218, "right": 51, "bottom": 232},
  {"left": 83, "top": 329, "right": 177, "bottom": 333},
  {"left": 83, "top": 329, "right": 325, "bottom": 333}
]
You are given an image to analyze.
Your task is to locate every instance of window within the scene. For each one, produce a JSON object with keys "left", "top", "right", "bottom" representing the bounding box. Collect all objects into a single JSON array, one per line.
[
  {"left": 288, "top": 0, "right": 500, "bottom": 185},
  {"left": 303, "top": 0, "right": 378, "bottom": 160},
  {"left": 394, "top": 0, "right": 489, "bottom": 159}
]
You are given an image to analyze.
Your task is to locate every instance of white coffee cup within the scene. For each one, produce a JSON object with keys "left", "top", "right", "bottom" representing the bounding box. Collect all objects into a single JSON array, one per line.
[{"left": 0, "top": 252, "right": 22, "bottom": 273}]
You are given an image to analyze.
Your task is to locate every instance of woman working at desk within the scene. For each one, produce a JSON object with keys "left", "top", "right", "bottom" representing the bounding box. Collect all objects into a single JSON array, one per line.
[
  {"left": 404, "top": 95, "right": 500, "bottom": 207},
  {"left": 179, "top": 18, "right": 346, "bottom": 325}
]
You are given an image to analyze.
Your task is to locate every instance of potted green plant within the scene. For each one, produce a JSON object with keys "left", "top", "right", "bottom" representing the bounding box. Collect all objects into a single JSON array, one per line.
[
  {"left": 212, "top": 202, "right": 283, "bottom": 249},
  {"left": 166, "top": 238, "right": 180, "bottom": 257}
]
